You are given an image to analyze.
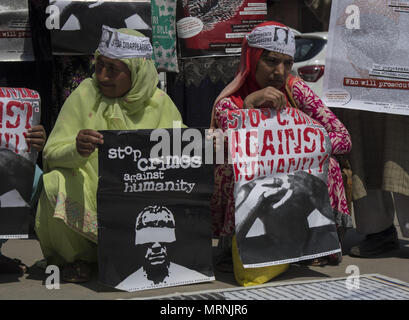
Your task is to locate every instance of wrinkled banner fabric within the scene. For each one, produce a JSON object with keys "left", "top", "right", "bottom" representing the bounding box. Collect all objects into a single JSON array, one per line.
[{"left": 229, "top": 108, "right": 341, "bottom": 268}]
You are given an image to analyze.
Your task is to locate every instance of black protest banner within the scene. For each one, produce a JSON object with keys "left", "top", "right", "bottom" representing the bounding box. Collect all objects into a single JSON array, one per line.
[
  {"left": 228, "top": 108, "right": 341, "bottom": 267},
  {"left": 0, "top": 87, "right": 41, "bottom": 238},
  {"left": 97, "top": 129, "right": 215, "bottom": 292},
  {"left": 49, "top": 0, "right": 151, "bottom": 55}
]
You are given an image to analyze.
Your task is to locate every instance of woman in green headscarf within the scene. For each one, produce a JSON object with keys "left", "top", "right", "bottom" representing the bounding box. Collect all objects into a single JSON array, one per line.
[{"left": 35, "top": 26, "right": 184, "bottom": 283}]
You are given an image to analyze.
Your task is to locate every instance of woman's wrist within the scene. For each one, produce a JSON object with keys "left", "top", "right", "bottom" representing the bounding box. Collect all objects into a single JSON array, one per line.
[{"left": 243, "top": 98, "right": 253, "bottom": 109}]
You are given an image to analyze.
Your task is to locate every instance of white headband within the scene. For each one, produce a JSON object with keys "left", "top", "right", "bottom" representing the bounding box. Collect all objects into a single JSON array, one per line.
[
  {"left": 98, "top": 25, "right": 153, "bottom": 59},
  {"left": 246, "top": 25, "right": 296, "bottom": 58}
]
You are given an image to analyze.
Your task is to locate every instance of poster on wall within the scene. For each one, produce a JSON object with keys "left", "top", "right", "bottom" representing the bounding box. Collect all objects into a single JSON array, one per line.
[
  {"left": 177, "top": 0, "right": 267, "bottom": 58},
  {"left": 322, "top": 0, "right": 409, "bottom": 115},
  {"left": 0, "top": 0, "right": 34, "bottom": 61},
  {"left": 97, "top": 129, "right": 215, "bottom": 292},
  {"left": 49, "top": 0, "right": 152, "bottom": 55},
  {"left": 0, "top": 87, "right": 41, "bottom": 238},
  {"left": 151, "top": 0, "right": 179, "bottom": 72},
  {"left": 228, "top": 108, "right": 341, "bottom": 267}
]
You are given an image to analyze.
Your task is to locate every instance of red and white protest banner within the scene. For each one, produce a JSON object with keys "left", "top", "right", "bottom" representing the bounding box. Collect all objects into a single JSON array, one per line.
[
  {"left": 0, "top": 87, "right": 41, "bottom": 239},
  {"left": 228, "top": 108, "right": 340, "bottom": 268},
  {"left": 0, "top": 87, "right": 41, "bottom": 160}
]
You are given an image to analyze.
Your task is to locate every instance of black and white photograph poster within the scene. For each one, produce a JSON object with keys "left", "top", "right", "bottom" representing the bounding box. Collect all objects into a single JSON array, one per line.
[
  {"left": 0, "top": 87, "right": 41, "bottom": 238},
  {"left": 228, "top": 107, "right": 341, "bottom": 267},
  {"left": 0, "top": 0, "right": 34, "bottom": 61},
  {"left": 49, "top": 0, "right": 152, "bottom": 55},
  {"left": 97, "top": 129, "right": 215, "bottom": 292}
]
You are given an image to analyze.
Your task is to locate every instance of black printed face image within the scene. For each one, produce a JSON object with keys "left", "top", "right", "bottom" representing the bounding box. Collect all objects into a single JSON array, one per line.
[
  {"left": 135, "top": 205, "right": 176, "bottom": 284},
  {"left": 114, "top": 204, "right": 210, "bottom": 291},
  {"left": 101, "top": 30, "right": 113, "bottom": 48},
  {"left": 274, "top": 28, "right": 288, "bottom": 44},
  {"left": 143, "top": 242, "right": 169, "bottom": 267},
  {"left": 139, "top": 241, "right": 173, "bottom": 285}
]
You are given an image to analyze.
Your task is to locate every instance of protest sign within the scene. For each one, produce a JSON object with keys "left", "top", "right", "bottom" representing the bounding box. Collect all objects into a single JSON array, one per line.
[
  {"left": 49, "top": 0, "right": 151, "bottom": 55},
  {"left": 0, "top": 87, "right": 41, "bottom": 238},
  {"left": 177, "top": 0, "right": 267, "bottom": 58},
  {"left": 97, "top": 129, "right": 215, "bottom": 292},
  {"left": 0, "top": 0, "right": 34, "bottom": 61},
  {"left": 228, "top": 108, "right": 341, "bottom": 267},
  {"left": 322, "top": 0, "right": 409, "bottom": 115}
]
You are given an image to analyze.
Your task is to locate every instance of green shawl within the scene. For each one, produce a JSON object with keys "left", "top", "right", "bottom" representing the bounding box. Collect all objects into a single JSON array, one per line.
[{"left": 42, "top": 29, "right": 183, "bottom": 242}]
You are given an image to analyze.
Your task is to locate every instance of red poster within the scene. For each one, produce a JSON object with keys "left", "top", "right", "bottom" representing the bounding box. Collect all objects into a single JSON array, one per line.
[{"left": 177, "top": 0, "right": 267, "bottom": 57}]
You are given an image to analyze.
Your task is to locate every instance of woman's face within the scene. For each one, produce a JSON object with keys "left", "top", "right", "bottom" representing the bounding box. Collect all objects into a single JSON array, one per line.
[
  {"left": 255, "top": 51, "right": 293, "bottom": 89},
  {"left": 95, "top": 55, "right": 132, "bottom": 98}
]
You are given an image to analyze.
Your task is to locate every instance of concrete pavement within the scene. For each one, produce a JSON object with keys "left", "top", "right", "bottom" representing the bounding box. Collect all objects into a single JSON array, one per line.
[{"left": 0, "top": 221, "right": 408, "bottom": 300}]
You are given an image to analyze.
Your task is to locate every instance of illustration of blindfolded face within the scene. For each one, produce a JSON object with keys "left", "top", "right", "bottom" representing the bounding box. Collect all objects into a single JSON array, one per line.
[
  {"left": 143, "top": 241, "right": 169, "bottom": 266},
  {"left": 137, "top": 227, "right": 176, "bottom": 267},
  {"left": 135, "top": 206, "right": 176, "bottom": 267}
]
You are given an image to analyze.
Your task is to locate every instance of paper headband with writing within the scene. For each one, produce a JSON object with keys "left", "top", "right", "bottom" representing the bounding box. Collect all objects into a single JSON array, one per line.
[
  {"left": 246, "top": 25, "right": 296, "bottom": 58},
  {"left": 98, "top": 25, "right": 153, "bottom": 59}
]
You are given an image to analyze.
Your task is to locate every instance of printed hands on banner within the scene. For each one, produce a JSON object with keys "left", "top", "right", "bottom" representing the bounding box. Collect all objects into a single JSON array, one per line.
[{"left": 235, "top": 171, "right": 332, "bottom": 243}]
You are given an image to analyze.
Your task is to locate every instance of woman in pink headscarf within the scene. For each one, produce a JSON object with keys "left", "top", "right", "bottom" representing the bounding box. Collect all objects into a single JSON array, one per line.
[{"left": 211, "top": 21, "right": 352, "bottom": 268}]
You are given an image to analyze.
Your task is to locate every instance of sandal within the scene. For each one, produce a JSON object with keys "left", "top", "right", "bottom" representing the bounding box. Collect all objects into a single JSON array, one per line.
[
  {"left": 0, "top": 255, "right": 28, "bottom": 274},
  {"left": 302, "top": 253, "right": 341, "bottom": 267},
  {"left": 310, "top": 257, "right": 329, "bottom": 266},
  {"left": 61, "top": 261, "right": 92, "bottom": 283}
]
